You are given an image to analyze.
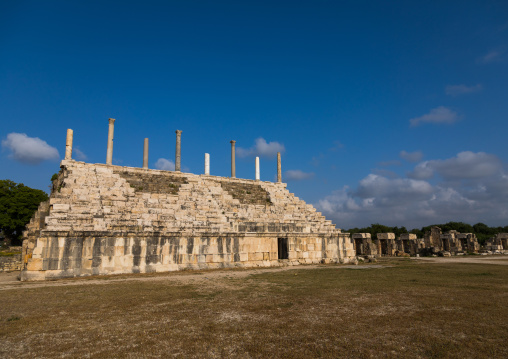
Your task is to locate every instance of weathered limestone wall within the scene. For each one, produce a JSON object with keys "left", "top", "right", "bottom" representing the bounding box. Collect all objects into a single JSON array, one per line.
[
  {"left": 497, "top": 233, "right": 508, "bottom": 250},
  {"left": 377, "top": 233, "right": 397, "bottom": 256},
  {"left": 21, "top": 160, "right": 354, "bottom": 280},
  {"left": 0, "top": 254, "right": 22, "bottom": 272},
  {"left": 352, "top": 233, "right": 378, "bottom": 256},
  {"left": 424, "top": 226, "right": 442, "bottom": 249},
  {"left": 22, "top": 234, "right": 347, "bottom": 280}
]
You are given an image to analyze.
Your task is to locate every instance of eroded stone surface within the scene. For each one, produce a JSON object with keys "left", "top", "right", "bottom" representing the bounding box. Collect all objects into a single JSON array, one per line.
[{"left": 21, "top": 160, "right": 355, "bottom": 280}]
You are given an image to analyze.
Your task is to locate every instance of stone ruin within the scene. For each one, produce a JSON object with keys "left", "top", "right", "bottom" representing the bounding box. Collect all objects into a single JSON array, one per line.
[
  {"left": 484, "top": 233, "right": 508, "bottom": 254},
  {"left": 352, "top": 232, "right": 422, "bottom": 258},
  {"left": 20, "top": 120, "right": 355, "bottom": 281},
  {"left": 425, "top": 227, "right": 481, "bottom": 256},
  {"left": 352, "top": 226, "right": 485, "bottom": 258}
]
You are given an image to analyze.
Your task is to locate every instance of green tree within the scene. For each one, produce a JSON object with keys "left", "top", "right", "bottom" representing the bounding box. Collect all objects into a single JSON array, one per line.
[
  {"left": 0, "top": 180, "right": 48, "bottom": 245},
  {"left": 347, "top": 221, "right": 507, "bottom": 246},
  {"left": 410, "top": 228, "right": 423, "bottom": 238},
  {"left": 473, "top": 222, "right": 492, "bottom": 235}
]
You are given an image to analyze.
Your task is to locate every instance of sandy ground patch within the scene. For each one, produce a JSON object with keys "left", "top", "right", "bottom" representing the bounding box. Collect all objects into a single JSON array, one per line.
[{"left": 0, "top": 263, "right": 386, "bottom": 291}]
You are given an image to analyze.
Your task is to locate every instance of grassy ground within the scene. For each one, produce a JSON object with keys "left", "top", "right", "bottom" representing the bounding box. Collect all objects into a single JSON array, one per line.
[
  {"left": 0, "top": 247, "right": 21, "bottom": 257},
  {"left": 1, "top": 258, "right": 507, "bottom": 358}
]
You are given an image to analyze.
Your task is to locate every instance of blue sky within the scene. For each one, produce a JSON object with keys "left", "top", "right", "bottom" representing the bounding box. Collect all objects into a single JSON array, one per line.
[{"left": 1, "top": 1, "right": 507, "bottom": 229}]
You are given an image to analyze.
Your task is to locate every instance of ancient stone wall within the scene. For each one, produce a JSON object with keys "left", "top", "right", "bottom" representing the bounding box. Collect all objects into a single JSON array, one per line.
[
  {"left": 21, "top": 161, "right": 355, "bottom": 280},
  {"left": 484, "top": 233, "right": 508, "bottom": 253},
  {"left": 424, "top": 226, "right": 442, "bottom": 249},
  {"left": 0, "top": 254, "right": 22, "bottom": 272},
  {"left": 352, "top": 230, "right": 480, "bottom": 257},
  {"left": 352, "top": 233, "right": 376, "bottom": 256}
]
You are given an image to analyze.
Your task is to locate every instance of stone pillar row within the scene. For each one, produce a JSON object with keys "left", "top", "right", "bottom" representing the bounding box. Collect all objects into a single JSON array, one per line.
[{"left": 65, "top": 121, "right": 284, "bottom": 182}]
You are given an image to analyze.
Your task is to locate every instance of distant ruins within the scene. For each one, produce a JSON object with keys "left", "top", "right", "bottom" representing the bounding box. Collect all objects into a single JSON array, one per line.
[
  {"left": 484, "top": 233, "right": 508, "bottom": 253},
  {"left": 351, "top": 226, "right": 502, "bottom": 257},
  {"left": 20, "top": 120, "right": 356, "bottom": 280}
]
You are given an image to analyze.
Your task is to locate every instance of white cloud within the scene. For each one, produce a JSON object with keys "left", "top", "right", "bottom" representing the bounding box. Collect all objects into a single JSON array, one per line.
[
  {"left": 284, "top": 170, "right": 314, "bottom": 181},
  {"left": 371, "top": 168, "right": 398, "bottom": 179},
  {"left": 355, "top": 174, "right": 433, "bottom": 206},
  {"left": 408, "top": 161, "right": 434, "bottom": 180},
  {"left": 445, "top": 84, "right": 483, "bottom": 96},
  {"left": 433, "top": 151, "right": 501, "bottom": 180},
  {"left": 409, "top": 106, "right": 458, "bottom": 127},
  {"left": 400, "top": 150, "right": 423, "bottom": 163},
  {"left": 154, "top": 158, "right": 175, "bottom": 171},
  {"left": 408, "top": 151, "right": 502, "bottom": 180},
  {"left": 478, "top": 50, "right": 503, "bottom": 64},
  {"left": 74, "top": 148, "right": 87, "bottom": 161},
  {"left": 1, "top": 132, "right": 60, "bottom": 164},
  {"left": 311, "top": 153, "right": 325, "bottom": 167},
  {"left": 328, "top": 140, "right": 344, "bottom": 152},
  {"left": 236, "top": 138, "right": 285, "bottom": 158},
  {"left": 315, "top": 151, "right": 508, "bottom": 229}
]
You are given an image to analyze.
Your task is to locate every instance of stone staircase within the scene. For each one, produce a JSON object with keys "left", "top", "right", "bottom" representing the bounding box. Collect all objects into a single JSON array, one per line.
[
  {"left": 26, "top": 161, "right": 341, "bottom": 238},
  {"left": 220, "top": 181, "right": 272, "bottom": 205},
  {"left": 113, "top": 169, "right": 188, "bottom": 195}
]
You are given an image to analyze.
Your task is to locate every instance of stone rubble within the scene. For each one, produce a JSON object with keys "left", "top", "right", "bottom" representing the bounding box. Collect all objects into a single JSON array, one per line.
[{"left": 351, "top": 225, "right": 507, "bottom": 258}]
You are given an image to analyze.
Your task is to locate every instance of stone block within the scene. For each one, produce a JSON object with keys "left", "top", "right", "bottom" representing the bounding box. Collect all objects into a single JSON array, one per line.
[
  {"left": 248, "top": 252, "right": 263, "bottom": 261},
  {"left": 352, "top": 233, "right": 371, "bottom": 239},
  {"left": 26, "top": 258, "right": 43, "bottom": 271}
]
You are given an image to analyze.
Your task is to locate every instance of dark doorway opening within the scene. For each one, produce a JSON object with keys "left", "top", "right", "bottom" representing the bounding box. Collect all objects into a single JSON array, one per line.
[
  {"left": 460, "top": 238, "right": 468, "bottom": 251},
  {"left": 403, "top": 240, "right": 411, "bottom": 254},
  {"left": 278, "top": 238, "right": 288, "bottom": 259},
  {"left": 354, "top": 238, "right": 363, "bottom": 255},
  {"left": 380, "top": 239, "right": 388, "bottom": 255}
]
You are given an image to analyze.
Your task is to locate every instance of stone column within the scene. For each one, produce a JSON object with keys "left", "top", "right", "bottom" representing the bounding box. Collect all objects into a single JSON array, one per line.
[
  {"left": 204, "top": 153, "right": 210, "bottom": 175},
  {"left": 230, "top": 140, "right": 236, "bottom": 178},
  {"left": 106, "top": 118, "right": 115, "bottom": 165},
  {"left": 175, "top": 130, "right": 182, "bottom": 172},
  {"left": 255, "top": 157, "right": 260, "bottom": 181},
  {"left": 143, "top": 138, "right": 149, "bottom": 169},
  {"left": 277, "top": 152, "right": 281, "bottom": 182},
  {"left": 65, "top": 129, "right": 73, "bottom": 160}
]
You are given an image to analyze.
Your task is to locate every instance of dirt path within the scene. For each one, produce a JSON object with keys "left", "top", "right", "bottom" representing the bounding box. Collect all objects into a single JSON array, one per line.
[
  {"left": 1, "top": 255, "right": 505, "bottom": 291},
  {"left": 0, "top": 264, "right": 387, "bottom": 291}
]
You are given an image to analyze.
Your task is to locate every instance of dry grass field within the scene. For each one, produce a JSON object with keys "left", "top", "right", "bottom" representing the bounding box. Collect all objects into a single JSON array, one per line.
[{"left": 1, "top": 257, "right": 507, "bottom": 358}]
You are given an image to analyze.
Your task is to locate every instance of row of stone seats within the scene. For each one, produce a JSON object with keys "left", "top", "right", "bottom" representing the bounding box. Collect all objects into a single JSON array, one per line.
[{"left": 36, "top": 161, "right": 340, "bottom": 235}]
